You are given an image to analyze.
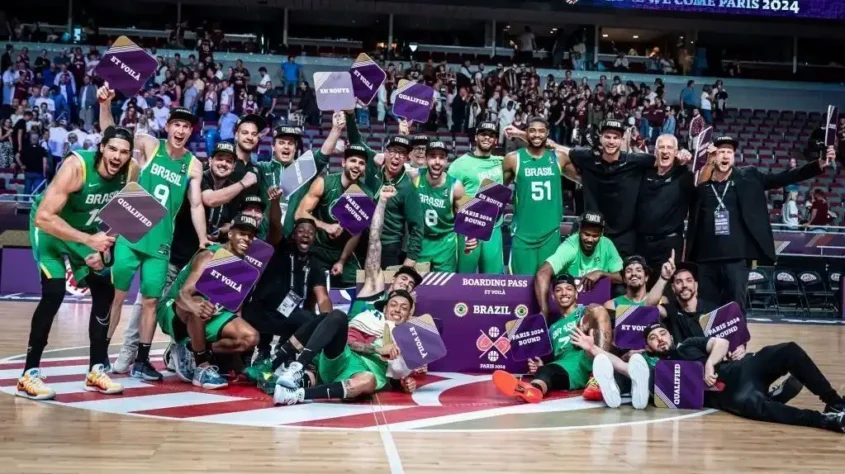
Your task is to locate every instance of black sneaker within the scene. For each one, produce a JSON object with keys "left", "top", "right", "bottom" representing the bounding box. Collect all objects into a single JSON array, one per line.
[
  {"left": 131, "top": 360, "right": 163, "bottom": 381},
  {"left": 822, "top": 412, "right": 845, "bottom": 433},
  {"left": 824, "top": 401, "right": 845, "bottom": 414},
  {"left": 769, "top": 375, "right": 803, "bottom": 404}
]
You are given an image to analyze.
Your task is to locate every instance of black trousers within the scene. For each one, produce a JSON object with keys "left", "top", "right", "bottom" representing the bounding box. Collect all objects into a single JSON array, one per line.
[
  {"left": 380, "top": 241, "right": 405, "bottom": 268},
  {"left": 605, "top": 229, "right": 637, "bottom": 260},
  {"left": 636, "top": 231, "right": 685, "bottom": 288},
  {"left": 242, "top": 305, "right": 323, "bottom": 349},
  {"left": 697, "top": 259, "right": 749, "bottom": 313},
  {"left": 712, "top": 342, "right": 837, "bottom": 430}
]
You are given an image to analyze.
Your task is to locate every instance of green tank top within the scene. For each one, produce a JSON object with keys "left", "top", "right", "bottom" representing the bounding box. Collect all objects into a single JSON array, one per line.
[
  {"left": 549, "top": 305, "right": 586, "bottom": 359},
  {"left": 511, "top": 148, "right": 563, "bottom": 245},
  {"left": 122, "top": 140, "right": 195, "bottom": 259},
  {"left": 31, "top": 151, "right": 128, "bottom": 233},
  {"left": 612, "top": 294, "right": 647, "bottom": 308},
  {"left": 414, "top": 168, "right": 455, "bottom": 239},
  {"left": 165, "top": 243, "right": 224, "bottom": 302}
]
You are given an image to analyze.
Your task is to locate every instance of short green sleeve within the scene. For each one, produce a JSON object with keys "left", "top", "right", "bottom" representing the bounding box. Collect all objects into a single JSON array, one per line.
[
  {"left": 600, "top": 237, "right": 623, "bottom": 273},
  {"left": 545, "top": 238, "right": 578, "bottom": 276}
]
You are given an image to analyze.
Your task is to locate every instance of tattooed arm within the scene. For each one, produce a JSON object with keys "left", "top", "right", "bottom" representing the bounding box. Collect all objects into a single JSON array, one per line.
[{"left": 356, "top": 186, "right": 397, "bottom": 299}]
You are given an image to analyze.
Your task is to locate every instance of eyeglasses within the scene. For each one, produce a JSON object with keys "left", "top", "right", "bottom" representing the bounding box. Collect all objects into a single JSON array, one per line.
[{"left": 386, "top": 149, "right": 408, "bottom": 157}]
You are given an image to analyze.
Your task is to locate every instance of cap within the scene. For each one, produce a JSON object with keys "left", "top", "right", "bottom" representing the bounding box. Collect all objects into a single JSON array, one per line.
[
  {"left": 393, "top": 265, "right": 423, "bottom": 288},
  {"left": 240, "top": 194, "right": 266, "bottom": 211},
  {"left": 236, "top": 113, "right": 267, "bottom": 132},
  {"left": 386, "top": 135, "right": 412, "bottom": 151},
  {"left": 211, "top": 141, "right": 236, "bottom": 159},
  {"left": 713, "top": 136, "right": 739, "bottom": 150},
  {"left": 344, "top": 143, "right": 369, "bottom": 159},
  {"left": 374, "top": 289, "right": 416, "bottom": 312},
  {"left": 672, "top": 262, "right": 699, "bottom": 281},
  {"left": 294, "top": 217, "right": 317, "bottom": 230},
  {"left": 579, "top": 211, "right": 606, "bottom": 229},
  {"left": 167, "top": 106, "right": 198, "bottom": 126},
  {"left": 230, "top": 214, "right": 259, "bottom": 234},
  {"left": 273, "top": 125, "right": 302, "bottom": 139},
  {"left": 101, "top": 126, "right": 135, "bottom": 150},
  {"left": 411, "top": 135, "right": 429, "bottom": 146},
  {"left": 599, "top": 119, "right": 626, "bottom": 134},
  {"left": 476, "top": 121, "right": 497, "bottom": 136},
  {"left": 426, "top": 140, "right": 448, "bottom": 155},
  {"left": 552, "top": 273, "right": 578, "bottom": 290},
  {"left": 642, "top": 322, "right": 668, "bottom": 340},
  {"left": 623, "top": 255, "right": 649, "bottom": 273}
]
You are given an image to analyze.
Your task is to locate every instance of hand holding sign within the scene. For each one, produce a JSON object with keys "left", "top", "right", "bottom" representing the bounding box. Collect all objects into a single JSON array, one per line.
[
  {"left": 825, "top": 105, "right": 838, "bottom": 148},
  {"left": 98, "top": 182, "right": 168, "bottom": 243},
  {"left": 92, "top": 36, "right": 157, "bottom": 97},
  {"left": 391, "top": 314, "right": 448, "bottom": 370},
  {"left": 505, "top": 314, "right": 552, "bottom": 361},
  {"left": 698, "top": 302, "right": 751, "bottom": 352},
  {"left": 330, "top": 184, "right": 375, "bottom": 235},
  {"left": 195, "top": 248, "right": 261, "bottom": 312},
  {"left": 278, "top": 150, "right": 318, "bottom": 197},
  {"left": 97, "top": 82, "right": 116, "bottom": 104},
  {"left": 86, "top": 232, "right": 116, "bottom": 253}
]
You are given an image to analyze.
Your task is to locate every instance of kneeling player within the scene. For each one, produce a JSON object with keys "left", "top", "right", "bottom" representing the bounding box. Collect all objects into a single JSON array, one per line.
[
  {"left": 156, "top": 214, "right": 260, "bottom": 389},
  {"left": 272, "top": 289, "right": 417, "bottom": 405},
  {"left": 493, "top": 274, "right": 612, "bottom": 402}
]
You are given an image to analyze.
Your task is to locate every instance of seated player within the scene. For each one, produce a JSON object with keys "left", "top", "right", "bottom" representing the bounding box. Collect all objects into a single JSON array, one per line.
[
  {"left": 644, "top": 323, "right": 845, "bottom": 433},
  {"left": 493, "top": 274, "right": 612, "bottom": 403},
  {"left": 272, "top": 289, "right": 418, "bottom": 405},
  {"left": 156, "top": 214, "right": 261, "bottom": 389}
]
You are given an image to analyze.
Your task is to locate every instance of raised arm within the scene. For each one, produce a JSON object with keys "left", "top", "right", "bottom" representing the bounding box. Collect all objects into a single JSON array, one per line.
[
  {"left": 534, "top": 262, "right": 555, "bottom": 318},
  {"left": 358, "top": 186, "right": 396, "bottom": 298},
  {"left": 97, "top": 82, "right": 156, "bottom": 164},
  {"left": 402, "top": 187, "right": 424, "bottom": 266},
  {"left": 321, "top": 112, "right": 346, "bottom": 156},
  {"left": 556, "top": 149, "right": 580, "bottom": 184},
  {"left": 187, "top": 160, "right": 210, "bottom": 248},
  {"left": 759, "top": 147, "right": 832, "bottom": 191},
  {"left": 202, "top": 173, "right": 256, "bottom": 208}
]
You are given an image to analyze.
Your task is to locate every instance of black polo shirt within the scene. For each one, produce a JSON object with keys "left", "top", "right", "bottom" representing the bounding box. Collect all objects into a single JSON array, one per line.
[
  {"left": 662, "top": 336, "right": 742, "bottom": 388},
  {"left": 231, "top": 157, "right": 262, "bottom": 199},
  {"left": 569, "top": 148, "right": 654, "bottom": 236},
  {"left": 661, "top": 297, "right": 718, "bottom": 344},
  {"left": 636, "top": 165, "right": 694, "bottom": 236},
  {"left": 249, "top": 239, "right": 326, "bottom": 313},
  {"left": 692, "top": 179, "right": 747, "bottom": 262}
]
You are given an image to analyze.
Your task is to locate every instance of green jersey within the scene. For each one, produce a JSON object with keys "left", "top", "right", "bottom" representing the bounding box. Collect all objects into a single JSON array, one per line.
[
  {"left": 511, "top": 148, "right": 563, "bottom": 246},
  {"left": 545, "top": 234, "right": 623, "bottom": 278},
  {"left": 31, "top": 150, "right": 127, "bottom": 234},
  {"left": 256, "top": 150, "right": 330, "bottom": 238},
  {"left": 414, "top": 168, "right": 456, "bottom": 239},
  {"left": 313, "top": 173, "right": 372, "bottom": 255},
  {"left": 348, "top": 291, "right": 386, "bottom": 320},
  {"left": 549, "top": 305, "right": 586, "bottom": 359},
  {"left": 120, "top": 140, "right": 195, "bottom": 259},
  {"left": 611, "top": 294, "right": 647, "bottom": 308},
  {"left": 448, "top": 152, "right": 504, "bottom": 228},
  {"left": 164, "top": 243, "right": 224, "bottom": 303}
]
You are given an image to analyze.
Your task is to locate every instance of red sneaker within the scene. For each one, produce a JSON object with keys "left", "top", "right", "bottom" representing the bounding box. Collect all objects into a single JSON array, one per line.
[
  {"left": 583, "top": 375, "right": 603, "bottom": 401},
  {"left": 492, "top": 370, "right": 543, "bottom": 404}
]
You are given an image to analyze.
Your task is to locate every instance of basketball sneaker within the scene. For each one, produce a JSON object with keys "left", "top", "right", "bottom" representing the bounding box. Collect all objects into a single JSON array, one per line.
[
  {"left": 111, "top": 346, "right": 136, "bottom": 374},
  {"left": 275, "top": 361, "right": 304, "bottom": 389},
  {"left": 627, "top": 353, "right": 651, "bottom": 410},
  {"left": 163, "top": 342, "right": 176, "bottom": 372},
  {"left": 16, "top": 368, "right": 56, "bottom": 400},
  {"left": 273, "top": 385, "right": 305, "bottom": 406},
  {"left": 822, "top": 412, "right": 845, "bottom": 433},
  {"left": 592, "top": 354, "right": 621, "bottom": 408},
  {"left": 193, "top": 365, "right": 228, "bottom": 390},
  {"left": 243, "top": 351, "right": 272, "bottom": 383},
  {"left": 131, "top": 360, "right": 163, "bottom": 381},
  {"left": 170, "top": 342, "right": 195, "bottom": 383},
  {"left": 492, "top": 370, "right": 543, "bottom": 403},
  {"left": 825, "top": 400, "right": 845, "bottom": 414},
  {"left": 583, "top": 375, "right": 602, "bottom": 401},
  {"left": 85, "top": 364, "right": 124, "bottom": 395}
]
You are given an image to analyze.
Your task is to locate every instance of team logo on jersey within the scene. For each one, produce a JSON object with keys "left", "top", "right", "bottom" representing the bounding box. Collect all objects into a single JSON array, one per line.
[
  {"left": 453, "top": 302, "right": 468, "bottom": 317},
  {"left": 515, "top": 304, "right": 529, "bottom": 318}
]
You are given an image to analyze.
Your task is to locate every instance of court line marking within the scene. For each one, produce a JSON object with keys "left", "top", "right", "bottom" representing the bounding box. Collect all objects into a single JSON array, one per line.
[{"left": 373, "top": 393, "right": 405, "bottom": 474}]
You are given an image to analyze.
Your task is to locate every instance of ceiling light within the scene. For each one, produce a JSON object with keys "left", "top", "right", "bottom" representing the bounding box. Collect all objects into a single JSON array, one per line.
[
  {"left": 633, "top": 35, "right": 639, "bottom": 39},
  {"left": 602, "top": 34, "right": 608, "bottom": 38}
]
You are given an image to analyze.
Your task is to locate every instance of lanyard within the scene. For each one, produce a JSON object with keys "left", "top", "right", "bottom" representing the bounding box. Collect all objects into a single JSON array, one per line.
[
  {"left": 710, "top": 181, "right": 731, "bottom": 211},
  {"left": 289, "top": 253, "right": 309, "bottom": 298}
]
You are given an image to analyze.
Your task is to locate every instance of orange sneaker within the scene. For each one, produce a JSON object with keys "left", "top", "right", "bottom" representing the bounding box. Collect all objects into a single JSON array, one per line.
[
  {"left": 583, "top": 375, "right": 602, "bottom": 401},
  {"left": 16, "top": 368, "right": 56, "bottom": 400},
  {"left": 85, "top": 364, "right": 124, "bottom": 395},
  {"left": 492, "top": 370, "right": 543, "bottom": 403}
]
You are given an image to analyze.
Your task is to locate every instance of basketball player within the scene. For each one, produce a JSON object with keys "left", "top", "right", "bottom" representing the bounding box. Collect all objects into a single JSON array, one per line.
[
  {"left": 295, "top": 144, "right": 371, "bottom": 289},
  {"left": 273, "top": 289, "right": 417, "bottom": 405},
  {"left": 349, "top": 186, "right": 423, "bottom": 318},
  {"left": 414, "top": 140, "right": 467, "bottom": 272},
  {"left": 157, "top": 214, "right": 260, "bottom": 389},
  {"left": 16, "top": 126, "right": 134, "bottom": 400},
  {"left": 643, "top": 323, "right": 845, "bottom": 433},
  {"left": 493, "top": 274, "right": 612, "bottom": 403},
  {"left": 503, "top": 116, "right": 580, "bottom": 275},
  {"left": 448, "top": 121, "right": 506, "bottom": 274},
  {"left": 604, "top": 255, "right": 652, "bottom": 311},
  {"left": 100, "top": 90, "right": 208, "bottom": 381}
]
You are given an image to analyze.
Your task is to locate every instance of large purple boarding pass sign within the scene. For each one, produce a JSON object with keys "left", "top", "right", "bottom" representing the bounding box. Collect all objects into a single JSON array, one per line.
[
  {"left": 653, "top": 360, "right": 706, "bottom": 410},
  {"left": 414, "top": 274, "right": 610, "bottom": 373},
  {"left": 92, "top": 36, "right": 157, "bottom": 97}
]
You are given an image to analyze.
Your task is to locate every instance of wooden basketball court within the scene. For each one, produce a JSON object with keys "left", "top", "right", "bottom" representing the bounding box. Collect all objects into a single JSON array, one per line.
[{"left": 0, "top": 300, "right": 842, "bottom": 473}]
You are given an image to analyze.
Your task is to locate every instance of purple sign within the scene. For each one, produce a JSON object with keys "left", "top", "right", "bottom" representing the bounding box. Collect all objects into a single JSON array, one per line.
[
  {"left": 505, "top": 314, "right": 552, "bottom": 361},
  {"left": 572, "top": 0, "right": 845, "bottom": 21},
  {"left": 330, "top": 191, "right": 375, "bottom": 235},
  {"left": 276, "top": 151, "right": 318, "bottom": 197},
  {"left": 392, "top": 81, "right": 435, "bottom": 123},
  {"left": 476, "top": 182, "right": 513, "bottom": 221},
  {"left": 392, "top": 315, "right": 448, "bottom": 370},
  {"left": 692, "top": 126, "right": 713, "bottom": 177},
  {"left": 653, "top": 360, "right": 705, "bottom": 410},
  {"left": 699, "top": 302, "right": 751, "bottom": 352},
  {"left": 455, "top": 197, "right": 499, "bottom": 241},
  {"left": 98, "top": 182, "right": 167, "bottom": 243},
  {"left": 92, "top": 36, "right": 157, "bottom": 97},
  {"left": 613, "top": 306, "right": 660, "bottom": 350},
  {"left": 313, "top": 72, "right": 356, "bottom": 111},
  {"left": 414, "top": 273, "right": 610, "bottom": 373},
  {"left": 349, "top": 53, "right": 386, "bottom": 107},
  {"left": 243, "top": 239, "right": 274, "bottom": 278},
  {"left": 825, "top": 106, "right": 839, "bottom": 148},
  {"left": 195, "top": 248, "right": 261, "bottom": 312}
]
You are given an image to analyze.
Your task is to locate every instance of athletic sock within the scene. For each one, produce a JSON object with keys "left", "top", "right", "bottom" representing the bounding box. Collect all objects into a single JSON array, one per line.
[
  {"left": 303, "top": 381, "right": 346, "bottom": 400},
  {"left": 193, "top": 350, "right": 211, "bottom": 367},
  {"left": 296, "top": 348, "right": 316, "bottom": 368},
  {"left": 136, "top": 343, "right": 152, "bottom": 364},
  {"left": 271, "top": 344, "right": 298, "bottom": 371}
]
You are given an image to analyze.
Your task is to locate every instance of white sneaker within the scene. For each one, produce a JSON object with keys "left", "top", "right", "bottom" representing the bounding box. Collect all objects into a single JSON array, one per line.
[
  {"left": 627, "top": 353, "right": 651, "bottom": 410},
  {"left": 275, "top": 361, "right": 304, "bottom": 389},
  {"left": 593, "top": 353, "right": 621, "bottom": 409},
  {"left": 273, "top": 385, "right": 304, "bottom": 406},
  {"left": 111, "top": 345, "right": 136, "bottom": 374}
]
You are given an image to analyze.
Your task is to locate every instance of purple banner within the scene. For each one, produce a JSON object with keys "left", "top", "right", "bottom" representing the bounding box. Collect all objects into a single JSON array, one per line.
[
  {"left": 349, "top": 53, "right": 386, "bottom": 107},
  {"left": 414, "top": 273, "right": 610, "bottom": 373},
  {"left": 825, "top": 106, "right": 839, "bottom": 148},
  {"left": 505, "top": 314, "right": 552, "bottom": 361},
  {"left": 698, "top": 302, "right": 751, "bottom": 352},
  {"left": 98, "top": 182, "right": 167, "bottom": 243},
  {"left": 313, "top": 72, "right": 357, "bottom": 111},
  {"left": 92, "top": 36, "right": 157, "bottom": 97},
  {"left": 330, "top": 192, "right": 375, "bottom": 235},
  {"left": 392, "top": 81, "right": 435, "bottom": 123},
  {"left": 277, "top": 151, "right": 318, "bottom": 197},
  {"left": 613, "top": 306, "right": 660, "bottom": 350},
  {"left": 454, "top": 198, "right": 499, "bottom": 241},
  {"left": 653, "top": 360, "right": 705, "bottom": 410},
  {"left": 392, "top": 315, "right": 448, "bottom": 370},
  {"left": 692, "top": 126, "right": 713, "bottom": 177},
  {"left": 195, "top": 248, "right": 261, "bottom": 312},
  {"left": 573, "top": 0, "right": 845, "bottom": 21},
  {"left": 477, "top": 182, "right": 513, "bottom": 221},
  {"left": 243, "top": 239, "right": 274, "bottom": 278}
]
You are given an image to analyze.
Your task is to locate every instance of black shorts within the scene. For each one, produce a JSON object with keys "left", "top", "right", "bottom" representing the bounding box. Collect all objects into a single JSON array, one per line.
[{"left": 533, "top": 363, "right": 571, "bottom": 391}]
